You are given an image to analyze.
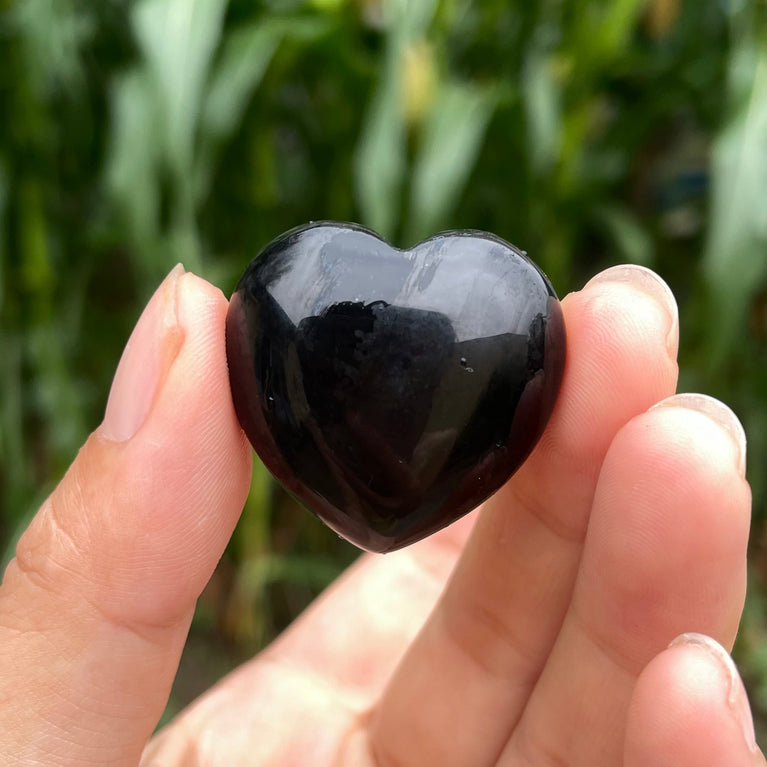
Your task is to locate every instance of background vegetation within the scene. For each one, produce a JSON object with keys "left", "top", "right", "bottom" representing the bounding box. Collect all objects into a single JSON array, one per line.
[{"left": 2, "top": 0, "right": 767, "bottom": 738}]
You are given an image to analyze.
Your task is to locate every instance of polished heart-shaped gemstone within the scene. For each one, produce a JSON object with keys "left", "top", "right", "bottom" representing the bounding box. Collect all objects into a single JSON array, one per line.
[{"left": 226, "top": 222, "right": 566, "bottom": 552}]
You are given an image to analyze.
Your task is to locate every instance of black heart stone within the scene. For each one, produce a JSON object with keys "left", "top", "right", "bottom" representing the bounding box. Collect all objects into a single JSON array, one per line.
[{"left": 226, "top": 222, "right": 566, "bottom": 552}]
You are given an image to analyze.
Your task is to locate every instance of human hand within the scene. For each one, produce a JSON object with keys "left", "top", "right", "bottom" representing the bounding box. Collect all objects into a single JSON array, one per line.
[{"left": 0, "top": 263, "right": 762, "bottom": 765}]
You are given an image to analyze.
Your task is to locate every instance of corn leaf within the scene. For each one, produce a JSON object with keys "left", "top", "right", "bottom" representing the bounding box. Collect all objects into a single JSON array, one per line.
[
  {"left": 408, "top": 82, "right": 495, "bottom": 242},
  {"left": 703, "top": 40, "right": 767, "bottom": 358}
]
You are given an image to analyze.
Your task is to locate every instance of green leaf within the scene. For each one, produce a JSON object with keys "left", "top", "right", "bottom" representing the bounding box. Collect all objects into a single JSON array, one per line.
[
  {"left": 0, "top": 333, "right": 25, "bottom": 526},
  {"left": 600, "top": 0, "right": 651, "bottom": 60},
  {"left": 195, "top": 19, "right": 288, "bottom": 201},
  {"left": 240, "top": 553, "right": 344, "bottom": 591},
  {"left": 105, "top": 69, "right": 161, "bottom": 271},
  {"left": 703, "top": 40, "right": 767, "bottom": 359},
  {"left": 234, "top": 457, "right": 273, "bottom": 561},
  {"left": 12, "top": 0, "right": 92, "bottom": 96},
  {"left": 201, "top": 21, "right": 283, "bottom": 144},
  {"left": 391, "top": 0, "right": 440, "bottom": 36},
  {"left": 523, "top": 48, "right": 561, "bottom": 175},
  {"left": 0, "top": 157, "right": 7, "bottom": 316},
  {"left": 355, "top": 38, "right": 407, "bottom": 238},
  {"left": 18, "top": 177, "right": 52, "bottom": 299},
  {"left": 132, "top": 0, "right": 228, "bottom": 174},
  {"left": 355, "top": 0, "right": 441, "bottom": 238},
  {"left": 407, "top": 82, "right": 495, "bottom": 242},
  {"left": 594, "top": 204, "right": 654, "bottom": 266}
]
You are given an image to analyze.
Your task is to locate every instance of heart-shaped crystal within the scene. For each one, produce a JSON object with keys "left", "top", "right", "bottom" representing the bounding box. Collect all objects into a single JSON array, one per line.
[{"left": 226, "top": 222, "right": 565, "bottom": 552}]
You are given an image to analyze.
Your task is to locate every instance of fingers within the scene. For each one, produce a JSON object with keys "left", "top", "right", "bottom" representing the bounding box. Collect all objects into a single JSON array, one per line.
[
  {"left": 143, "top": 513, "right": 477, "bottom": 765},
  {"left": 502, "top": 395, "right": 751, "bottom": 764},
  {"left": 371, "top": 265, "right": 680, "bottom": 767},
  {"left": 264, "top": 509, "right": 477, "bottom": 693},
  {"left": 625, "top": 634, "right": 766, "bottom": 766},
  {"left": 0, "top": 267, "right": 252, "bottom": 766}
]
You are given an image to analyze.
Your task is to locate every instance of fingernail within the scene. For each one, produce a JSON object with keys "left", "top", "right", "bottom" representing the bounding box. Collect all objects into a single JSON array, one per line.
[
  {"left": 650, "top": 393, "right": 747, "bottom": 478},
  {"left": 101, "top": 264, "right": 186, "bottom": 442},
  {"left": 670, "top": 633, "right": 759, "bottom": 753},
  {"left": 585, "top": 265, "right": 679, "bottom": 357}
]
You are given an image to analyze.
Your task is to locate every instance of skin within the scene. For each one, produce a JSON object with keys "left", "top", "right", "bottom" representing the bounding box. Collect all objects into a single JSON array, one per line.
[{"left": 0, "top": 263, "right": 763, "bottom": 766}]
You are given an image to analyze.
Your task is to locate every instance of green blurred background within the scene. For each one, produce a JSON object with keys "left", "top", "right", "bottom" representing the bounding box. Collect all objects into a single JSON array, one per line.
[{"left": 3, "top": 0, "right": 767, "bottom": 737}]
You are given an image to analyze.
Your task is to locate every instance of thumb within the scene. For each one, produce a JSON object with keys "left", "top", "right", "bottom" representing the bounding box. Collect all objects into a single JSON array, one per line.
[{"left": 0, "top": 265, "right": 252, "bottom": 766}]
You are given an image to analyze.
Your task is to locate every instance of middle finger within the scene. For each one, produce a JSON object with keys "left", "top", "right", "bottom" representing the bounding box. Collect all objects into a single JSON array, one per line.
[{"left": 370, "top": 266, "right": 679, "bottom": 767}]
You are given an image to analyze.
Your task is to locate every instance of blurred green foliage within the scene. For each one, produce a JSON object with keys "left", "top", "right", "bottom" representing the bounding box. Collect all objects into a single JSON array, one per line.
[{"left": 3, "top": 0, "right": 767, "bottom": 731}]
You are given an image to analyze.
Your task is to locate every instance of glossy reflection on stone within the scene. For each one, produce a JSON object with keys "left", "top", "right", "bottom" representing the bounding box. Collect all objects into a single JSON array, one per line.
[{"left": 226, "top": 222, "right": 566, "bottom": 552}]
